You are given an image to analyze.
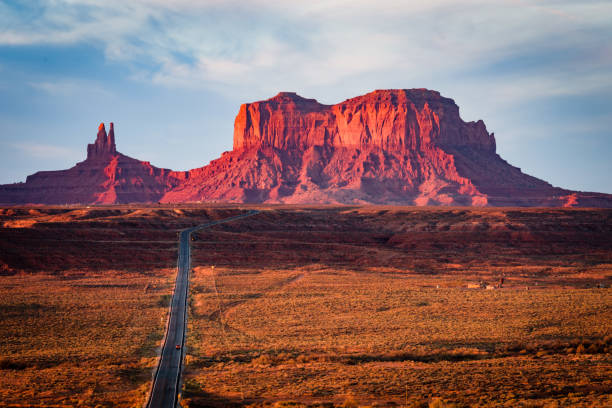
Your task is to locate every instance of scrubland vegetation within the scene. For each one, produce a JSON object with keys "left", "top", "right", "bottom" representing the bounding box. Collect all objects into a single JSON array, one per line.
[
  {"left": 184, "top": 266, "right": 611, "bottom": 407},
  {"left": 0, "top": 205, "right": 610, "bottom": 407},
  {"left": 0, "top": 205, "right": 243, "bottom": 407},
  {"left": 184, "top": 207, "right": 612, "bottom": 407},
  {"left": 0, "top": 270, "right": 174, "bottom": 407}
]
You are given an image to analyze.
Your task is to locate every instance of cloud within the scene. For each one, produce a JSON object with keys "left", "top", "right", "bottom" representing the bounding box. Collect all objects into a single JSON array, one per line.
[
  {"left": 2, "top": 1, "right": 610, "bottom": 89},
  {"left": 2, "top": 1, "right": 611, "bottom": 110},
  {"left": 0, "top": 0, "right": 610, "bottom": 192}
]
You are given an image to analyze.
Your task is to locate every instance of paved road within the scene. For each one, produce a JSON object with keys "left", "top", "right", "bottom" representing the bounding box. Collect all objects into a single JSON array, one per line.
[{"left": 146, "top": 210, "right": 259, "bottom": 408}]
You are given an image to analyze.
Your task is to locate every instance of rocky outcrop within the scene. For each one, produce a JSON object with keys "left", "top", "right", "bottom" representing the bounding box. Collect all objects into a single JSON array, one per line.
[
  {"left": 1, "top": 89, "right": 611, "bottom": 207},
  {"left": 163, "top": 89, "right": 612, "bottom": 207},
  {"left": 87, "top": 122, "right": 117, "bottom": 159},
  {"left": 233, "top": 90, "right": 495, "bottom": 152},
  {"left": 0, "top": 123, "right": 187, "bottom": 204}
]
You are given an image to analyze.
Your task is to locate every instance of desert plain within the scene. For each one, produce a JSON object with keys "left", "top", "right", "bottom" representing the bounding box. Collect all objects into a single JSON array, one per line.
[{"left": 0, "top": 205, "right": 610, "bottom": 407}]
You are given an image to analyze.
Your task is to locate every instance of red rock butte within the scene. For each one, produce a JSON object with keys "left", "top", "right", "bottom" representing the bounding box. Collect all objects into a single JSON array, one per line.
[
  {"left": 233, "top": 90, "right": 494, "bottom": 153},
  {"left": 1, "top": 89, "right": 611, "bottom": 206},
  {"left": 163, "top": 89, "right": 612, "bottom": 207},
  {"left": 0, "top": 123, "right": 186, "bottom": 204}
]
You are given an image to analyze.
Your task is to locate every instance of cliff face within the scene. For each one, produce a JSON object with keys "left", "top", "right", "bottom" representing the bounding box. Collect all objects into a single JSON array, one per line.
[
  {"left": 233, "top": 90, "right": 495, "bottom": 153},
  {"left": 2, "top": 89, "right": 611, "bottom": 207},
  {"left": 87, "top": 122, "right": 117, "bottom": 159},
  {"left": 165, "top": 89, "right": 608, "bottom": 206},
  {"left": 0, "top": 123, "right": 186, "bottom": 204}
]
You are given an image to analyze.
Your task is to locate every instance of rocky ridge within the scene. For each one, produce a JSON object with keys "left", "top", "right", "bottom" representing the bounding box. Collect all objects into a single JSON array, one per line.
[
  {"left": 162, "top": 89, "right": 611, "bottom": 207},
  {"left": 0, "top": 123, "right": 186, "bottom": 204},
  {"left": 1, "top": 89, "right": 611, "bottom": 207}
]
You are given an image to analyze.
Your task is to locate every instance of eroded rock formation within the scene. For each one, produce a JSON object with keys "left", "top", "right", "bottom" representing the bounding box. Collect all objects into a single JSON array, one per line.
[
  {"left": 0, "top": 123, "right": 186, "bottom": 204},
  {"left": 162, "top": 89, "right": 611, "bottom": 206},
  {"left": 87, "top": 122, "right": 117, "bottom": 159},
  {"left": 1, "top": 89, "right": 611, "bottom": 207}
]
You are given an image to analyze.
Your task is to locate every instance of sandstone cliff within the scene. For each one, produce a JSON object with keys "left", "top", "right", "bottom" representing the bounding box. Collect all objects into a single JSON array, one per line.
[
  {"left": 162, "top": 89, "right": 610, "bottom": 206},
  {"left": 2, "top": 89, "right": 611, "bottom": 207},
  {"left": 0, "top": 123, "right": 187, "bottom": 204},
  {"left": 233, "top": 90, "right": 495, "bottom": 152}
]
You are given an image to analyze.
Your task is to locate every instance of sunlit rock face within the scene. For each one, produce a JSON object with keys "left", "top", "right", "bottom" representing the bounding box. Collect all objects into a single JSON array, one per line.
[
  {"left": 2, "top": 90, "right": 611, "bottom": 207},
  {"left": 233, "top": 90, "right": 495, "bottom": 152},
  {"left": 163, "top": 89, "right": 611, "bottom": 207},
  {"left": 0, "top": 123, "right": 187, "bottom": 204},
  {"left": 86, "top": 122, "right": 117, "bottom": 159}
]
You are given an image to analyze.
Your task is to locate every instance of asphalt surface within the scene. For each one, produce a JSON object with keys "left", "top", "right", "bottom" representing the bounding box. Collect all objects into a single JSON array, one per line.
[{"left": 146, "top": 210, "right": 259, "bottom": 408}]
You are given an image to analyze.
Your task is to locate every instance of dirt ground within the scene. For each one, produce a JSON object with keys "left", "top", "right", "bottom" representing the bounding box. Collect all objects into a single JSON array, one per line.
[
  {"left": 0, "top": 205, "right": 610, "bottom": 407},
  {"left": 0, "top": 205, "right": 243, "bottom": 407},
  {"left": 0, "top": 270, "right": 174, "bottom": 407},
  {"left": 185, "top": 206, "right": 612, "bottom": 407}
]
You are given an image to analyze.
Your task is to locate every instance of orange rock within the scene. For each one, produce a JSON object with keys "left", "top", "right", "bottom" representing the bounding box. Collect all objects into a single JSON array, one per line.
[
  {"left": 233, "top": 90, "right": 494, "bottom": 153},
  {"left": 2, "top": 90, "right": 611, "bottom": 206},
  {"left": 0, "top": 123, "right": 186, "bottom": 204},
  {"left": 163, "top": 89, "right": 611, "bottom": 207}
]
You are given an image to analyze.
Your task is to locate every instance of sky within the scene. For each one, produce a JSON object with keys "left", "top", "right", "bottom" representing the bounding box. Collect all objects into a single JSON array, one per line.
[{"left": 0, "top": 0, "right": 610, "bottom": 193}]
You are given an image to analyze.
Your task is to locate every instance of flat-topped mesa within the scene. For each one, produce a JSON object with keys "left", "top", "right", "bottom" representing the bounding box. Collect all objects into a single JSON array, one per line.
[
  {"left": 87, "top": 122, "right": 117, "bottom": 159},
  {"left": 3, "top": 95, "right": 612, "bottom": 207},
  {"left": 233, "top": 89, "right": 496, "bottom": 153}
]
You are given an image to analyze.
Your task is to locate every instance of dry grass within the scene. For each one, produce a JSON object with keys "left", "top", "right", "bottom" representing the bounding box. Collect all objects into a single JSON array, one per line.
[
  {"left": 183, "top": 207, "right": 612, "bottom": 407},
  {"left": 1, "top": 205, "right": 610, "bottom": 407},
  {"left": 0, "top": 270, "right": 175, "bottom": 407},
  {"left": 185, "top": 267, "right": 612, "bottom": 407},
  {"left": 0, "top": 205, "right": 250, "bottom": 407}
]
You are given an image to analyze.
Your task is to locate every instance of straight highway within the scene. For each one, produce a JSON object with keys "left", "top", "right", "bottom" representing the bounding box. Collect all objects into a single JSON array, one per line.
[{"left": 146, "top": 210, "right": 259, "bottom": 408}]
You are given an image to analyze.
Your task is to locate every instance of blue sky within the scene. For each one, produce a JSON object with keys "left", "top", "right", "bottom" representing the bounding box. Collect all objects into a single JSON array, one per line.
[{"left": 0, "top": 0, "right": 610, "bottom": 193}]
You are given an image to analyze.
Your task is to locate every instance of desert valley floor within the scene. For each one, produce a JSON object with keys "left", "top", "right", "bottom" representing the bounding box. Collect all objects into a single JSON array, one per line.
[{"left": 0, "top": 205, "right": 610, "bottom": 407}]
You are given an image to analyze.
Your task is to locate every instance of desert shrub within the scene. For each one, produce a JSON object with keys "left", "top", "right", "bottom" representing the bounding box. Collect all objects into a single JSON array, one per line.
[
  {"left": 405, "top": 398, "right": 427, "bottom": 408},
  {"left": 157, "top": 294, "right": 172, "bottom": 307},
  {"left": 342, "top": 395, "right": 359, "bottom": 408},
  {"left": 587, "top": 343, "right": 599, "bottom": 354},
  {"left": 183, "top": 379, "right": 202, "bottom": 396},
  {"left": 277, "top": 351, "right": 292, "bottom": 362},
  {"left": 428, "top": 398, "right": 459, "bottom": 408},
  {"left": 0, "top": 358, "right": 28, "bottom": 370},
  {"left": 295, "top": 354, "right": 309, "bottom": 364},
  {"left": 252, "top": 354, "right": 274, "bottom": 366}
]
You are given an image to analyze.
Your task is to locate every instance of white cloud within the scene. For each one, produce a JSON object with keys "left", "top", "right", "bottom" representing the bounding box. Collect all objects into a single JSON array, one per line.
[{"left": 1, "top": 0, "right": 611, "bottom": 104}]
